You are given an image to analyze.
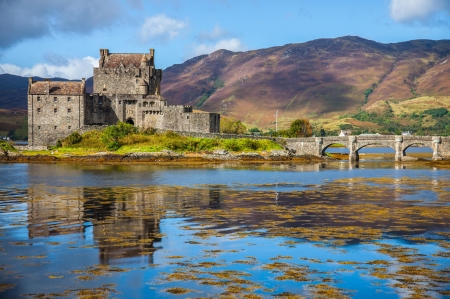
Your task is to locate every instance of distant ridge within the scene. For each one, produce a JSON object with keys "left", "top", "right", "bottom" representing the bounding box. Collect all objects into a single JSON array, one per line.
[
  {"left": 162, "top": 36, "right": 450, "bottom": 128},
  {"left": 1, "top": 36, "right": 449, "bottom": 129},
  {"left": 0, "top": 74, "right": 93, "bottom": 110}
]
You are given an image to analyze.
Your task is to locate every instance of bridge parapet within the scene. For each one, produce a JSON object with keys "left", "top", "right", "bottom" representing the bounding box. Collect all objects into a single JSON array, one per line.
[{"left": 283, "top": 135, "right": 450, "bottom": 162}]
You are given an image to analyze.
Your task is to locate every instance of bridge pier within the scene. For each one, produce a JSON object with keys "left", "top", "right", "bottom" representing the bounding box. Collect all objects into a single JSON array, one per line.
[
  {"left": 432, "top": 137, "right": 443, "bottom": 160},
  {"left": 348, "top": 136, "right": 359, "bottom": 162},
  {"left": 395, "top": 136, "right": 403, "bottom": 162}
]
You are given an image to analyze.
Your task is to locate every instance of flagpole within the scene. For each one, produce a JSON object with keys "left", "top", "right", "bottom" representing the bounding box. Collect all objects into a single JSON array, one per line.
[{"left": 275, "top": 110, "right": 278, "bottom": 132}]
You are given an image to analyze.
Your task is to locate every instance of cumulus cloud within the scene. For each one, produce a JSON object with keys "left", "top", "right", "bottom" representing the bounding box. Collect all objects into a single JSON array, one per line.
[
  {"left": 190, "top": 38, "right": 247, "bottom": 57},
  {"left": 0, "top": 0, "right": 122, "bottom": 49},
  {"left": 0, "top": 56, "right": 99, "bottom": 80},
  {"left": 139, "top": 14, "right": 187, "bottom": 44},
  {"left": 196, "top": 25, "right": 230, "bottom": 42},
  {"left": 390, "top": 0, "right": 450, "bottom": 25}
]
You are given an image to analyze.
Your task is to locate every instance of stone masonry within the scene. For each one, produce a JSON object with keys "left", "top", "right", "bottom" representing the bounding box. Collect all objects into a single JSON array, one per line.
[
  {"left": 28, "top": 49, "right": 220, "bottom": 147},
  {"left": 284, "top": 135, "right": 450, "bottom": 161}
]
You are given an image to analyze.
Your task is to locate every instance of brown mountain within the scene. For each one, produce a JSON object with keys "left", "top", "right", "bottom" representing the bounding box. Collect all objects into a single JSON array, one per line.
[{"left": 161, "top": 36, "right": 450, "bottom": 129}]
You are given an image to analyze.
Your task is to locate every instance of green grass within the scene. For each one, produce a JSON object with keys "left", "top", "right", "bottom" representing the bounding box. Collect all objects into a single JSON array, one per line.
[{"left": 51, "top": 129, "right": 283, "bottom": 154}]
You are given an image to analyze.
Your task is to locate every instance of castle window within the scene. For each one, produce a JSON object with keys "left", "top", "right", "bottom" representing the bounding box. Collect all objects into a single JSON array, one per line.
[
  {"left": 68, "top": 108, "right": 71, "bottom": 113},
  {"left": 54, "top": 108, "right": 57, "bottom": 113},
  {"left": 68, "top": 126, "right": 71, "bottom": 130},
  {"left": 67, "top": 97, "right": 71, "bottom": 102},
  {"left": 37, "top": 96, "right": 41, "bottom": 102},
  {"left": 119, "top": 101, "right": 122, "bottom": 104},
  {"left": 37, "top": 108, "right": 41, "bottom": 113},
  {"left": 54, "top": 126, "right": 57, "bottom": 130},
  {"left": 38, "top": 126, "right": 41, "bottom": 130},
  {"left": 54, "top": 97, "right": 58, "bottom": 102},
  {"left": 150, "top": 101, "right": 155, "bottom": 107},
  {"left": 143, "top": 101, "right": 148, "bottom": 107}
]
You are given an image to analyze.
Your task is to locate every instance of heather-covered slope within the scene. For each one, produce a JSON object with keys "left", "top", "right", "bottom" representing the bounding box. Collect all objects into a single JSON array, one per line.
[
  {"left": 162, "top": 36, "right": 450, "bottom": 129},
  {"left": 1, "top": 36, "right": 449, "bottom": 131}
]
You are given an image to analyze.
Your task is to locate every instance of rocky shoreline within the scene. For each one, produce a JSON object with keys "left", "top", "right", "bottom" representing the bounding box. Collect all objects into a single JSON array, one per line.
[{"left": 0, "top": 149, "right": 326, "bottom": 164}]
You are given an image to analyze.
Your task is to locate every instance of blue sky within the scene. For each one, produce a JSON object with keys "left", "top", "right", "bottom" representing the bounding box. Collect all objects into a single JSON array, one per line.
[{"left": 0, "top": 0, "right": 449, "bottom": 79}]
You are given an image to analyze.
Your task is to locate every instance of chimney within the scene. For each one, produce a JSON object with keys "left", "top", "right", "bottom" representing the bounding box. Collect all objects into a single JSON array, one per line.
[{"left": 28, "top": 77, "right": 34, "bottom": 84}]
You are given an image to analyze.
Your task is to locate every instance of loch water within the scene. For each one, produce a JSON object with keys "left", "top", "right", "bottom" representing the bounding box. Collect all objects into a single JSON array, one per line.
[{"left": 1, "top": 161, "right": 450, "bottom": 298}]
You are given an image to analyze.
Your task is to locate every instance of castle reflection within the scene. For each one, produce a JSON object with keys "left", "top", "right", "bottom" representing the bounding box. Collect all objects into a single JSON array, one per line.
[{"left": 26, "top": 185, "right": 226, "bottom": 265}]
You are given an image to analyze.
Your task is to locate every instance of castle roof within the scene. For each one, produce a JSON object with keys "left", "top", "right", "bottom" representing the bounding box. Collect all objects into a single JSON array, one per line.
[
  {"left": 103, "top": 54, "right": 145, "bottom": 68},
  {"left": 29, "top": 81, "right": 84, "bottom": 95}
]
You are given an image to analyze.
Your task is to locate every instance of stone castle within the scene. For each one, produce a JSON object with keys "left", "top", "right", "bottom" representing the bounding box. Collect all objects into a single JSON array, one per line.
[{"left": 27, "top": 49, "right": 220, "bottom": 146}]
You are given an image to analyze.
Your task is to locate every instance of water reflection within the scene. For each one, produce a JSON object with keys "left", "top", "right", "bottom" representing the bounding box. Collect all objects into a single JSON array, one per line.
[{"left": 1, "top": 163, "right": 450, "bottom": 298}]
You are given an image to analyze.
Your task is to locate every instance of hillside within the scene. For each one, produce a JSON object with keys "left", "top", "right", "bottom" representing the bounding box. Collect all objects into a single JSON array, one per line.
[
  {"left": 0, "top": 74, "right": 92, "bottom": 110},
  {"left": 162, "top": 36, "right": 450, "bottom": 129},
  {"left": 1, "top": 36, "right": 449, "bottom": 133}
]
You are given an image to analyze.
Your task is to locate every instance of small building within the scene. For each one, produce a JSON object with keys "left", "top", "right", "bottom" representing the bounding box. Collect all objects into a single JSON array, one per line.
[
  {"left": 28, "top": 48, "right": 220, "bottom": 147},
  {"left": 339, "top": 130, "right": 352, "bottom": 136}
]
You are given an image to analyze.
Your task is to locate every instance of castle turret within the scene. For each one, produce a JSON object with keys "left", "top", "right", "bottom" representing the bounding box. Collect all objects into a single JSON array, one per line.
[
  {"left": 140, "top": 55, "right": 148, "bottom": 68},
  {"left": 139, "top": 80, "right": 148, "bottom": 95}
]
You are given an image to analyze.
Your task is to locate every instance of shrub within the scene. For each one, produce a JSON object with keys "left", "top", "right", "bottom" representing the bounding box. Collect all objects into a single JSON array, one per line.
[
  {"left": 424, "top": 108, "right": 448, "bottom": 118},
  {"left": 101, "top": 122, "right": 138, "bottom": 151},
  {"left": 220, "top": 118, "right": 246, "bottom": 134},
  {"left": 142, "top": 127, "right": 157, "bottom": 135},
  {"left": 63, "top": 132, "right": 82, "bottom": 146},
  {"left": 0, "top": 140, "right": 16, "bottom": 155}
]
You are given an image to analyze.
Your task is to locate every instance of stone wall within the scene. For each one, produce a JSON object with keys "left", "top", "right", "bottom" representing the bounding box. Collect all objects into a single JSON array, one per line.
[
  {"left": 93, "top": 68, "right": 150, "bottom": 95},
  {"left": 160, "top": 106, "right": 220, "bottom": 133},
  {"left": 28, "top": 93, "right": 85, "bottom": 146}
]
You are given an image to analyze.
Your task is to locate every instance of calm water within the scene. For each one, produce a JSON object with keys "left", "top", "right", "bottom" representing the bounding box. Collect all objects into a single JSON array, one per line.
[{"left": 1, "top": 162, "right": 450, "bottom": 298}]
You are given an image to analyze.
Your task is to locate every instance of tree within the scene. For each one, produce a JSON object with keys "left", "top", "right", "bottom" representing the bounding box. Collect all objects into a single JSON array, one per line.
[
  {"left": 220, "top": 118, "right": 246, "bottom": 134},
  {"left": 319, "top": 128, "right": 326, "bottom": 136},
  {"left": 289, "top": 119, "right": 313, "bottom": 137}
]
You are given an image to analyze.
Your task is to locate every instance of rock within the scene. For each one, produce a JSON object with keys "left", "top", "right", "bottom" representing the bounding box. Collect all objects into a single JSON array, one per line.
[
  {"left": 94, "top": 152, "right": 109, "bottom": 156},
  {"left": 213, "top": 149, "right": 229, "bottom": 155},
  {"left": 269, "top": 150, "right": 291, "bottom": 157}
]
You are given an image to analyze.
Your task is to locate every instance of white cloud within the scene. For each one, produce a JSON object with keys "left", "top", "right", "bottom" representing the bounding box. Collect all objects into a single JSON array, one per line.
[
  {"left": 390, "top": 0, "right": 450, "bottom": 24},
  {"left": 0, "top": 65, "right": 4, "bottom": 75},
  {"left": 191, "top": 38, "right": 247, "bottom": 57},
  {"left": 197, "top": 25, "right": 230, "bottom": 42},
  {"left": 140, "top": 15, "right": 187, "bottom": 44},
  {"left": 0, "top": 56, "right": 99, "bottom": 80}
]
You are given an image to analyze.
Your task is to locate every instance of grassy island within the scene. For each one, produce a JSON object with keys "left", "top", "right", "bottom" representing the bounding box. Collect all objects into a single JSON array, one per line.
[{"left": 24, "top": 122, "right": 283, "bottom": 157}]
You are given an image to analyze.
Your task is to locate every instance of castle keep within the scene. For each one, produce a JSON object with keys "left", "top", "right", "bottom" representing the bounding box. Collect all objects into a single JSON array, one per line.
[{"left": 28, "top": 49, "right": 220, "bottom": 147}]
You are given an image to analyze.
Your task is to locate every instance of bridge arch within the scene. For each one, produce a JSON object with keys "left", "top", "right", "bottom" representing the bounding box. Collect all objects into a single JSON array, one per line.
[
  {"left": 321, "top": 142, "right": 350, "bottom": 156},
  {"left": 402, "top": 142, "right": 433, "bottom": 159}
]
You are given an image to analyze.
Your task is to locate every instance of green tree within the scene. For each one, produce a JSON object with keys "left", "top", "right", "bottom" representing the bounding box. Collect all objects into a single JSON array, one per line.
[
  {"left": 289, "top": 119, "right": 313, "bottom": 137},
  {"left": 220, "top": 118, "right": 247, "bottom": 134}
]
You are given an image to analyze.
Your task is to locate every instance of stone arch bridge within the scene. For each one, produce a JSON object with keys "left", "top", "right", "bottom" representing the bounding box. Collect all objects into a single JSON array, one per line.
[{"left": 284, "top": 135, "right": 450, "bottom": 161}]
